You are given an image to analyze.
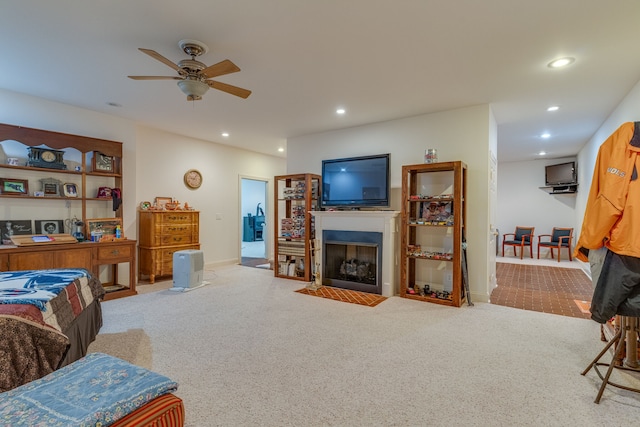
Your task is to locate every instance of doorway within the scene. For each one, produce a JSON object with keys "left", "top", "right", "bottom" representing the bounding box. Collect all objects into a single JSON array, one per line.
[{"left": 240, "top": 177, "right": 268, "bottom": 268}]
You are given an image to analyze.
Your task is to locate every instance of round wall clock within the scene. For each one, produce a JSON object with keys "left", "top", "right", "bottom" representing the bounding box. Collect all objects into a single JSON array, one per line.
[{"left": 184, "top": 169, "right": 203, "bottom": 189}]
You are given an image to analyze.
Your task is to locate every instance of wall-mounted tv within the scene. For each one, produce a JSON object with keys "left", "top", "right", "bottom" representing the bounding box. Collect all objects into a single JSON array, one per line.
[
  {"left": 545, "top": 161, "right": 577, "bottom": 186},
  {"left": 321, "top": 153, "right": 390, "bottom": 209}
]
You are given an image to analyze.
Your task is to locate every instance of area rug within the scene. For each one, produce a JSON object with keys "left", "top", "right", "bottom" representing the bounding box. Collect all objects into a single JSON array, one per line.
[{"left": 295, "top": 286, "right": 387, "bottom": 307}]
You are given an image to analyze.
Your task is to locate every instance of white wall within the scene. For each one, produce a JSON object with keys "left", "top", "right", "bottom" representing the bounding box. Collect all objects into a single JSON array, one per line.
[
  {"left": 134, "top": 126, "right": 284, "bottom": 265},
  {"left": 496, "top": 157, "right": 577, "bottom": 258},
  {"left": 496, "top": 79, "right": 640, "bottom": 263},
  {"left": 287, "top": 104, "right": 495, "bottom": 302},
  {"left": 1, "top": 88, "right": 286, "bottom": 270},
  {"left": 0, "top": 88, "right": 138, "bottom": 239}
]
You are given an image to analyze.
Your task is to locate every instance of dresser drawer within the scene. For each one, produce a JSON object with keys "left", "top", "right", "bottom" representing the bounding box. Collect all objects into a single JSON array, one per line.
[
  {"left": 162, "top": 223, "right": 194, "bottom": 235},
  {"left": 159, "top": 234, "right": 196, "bottom": 245},
  {"left": 162, "top": 212, "right": 196, "bottom": 225},
  {"left": 97, "top": 243, "right": 133, "bottom": 261},
  {"left": 160, "top": 245, "right": 200, "bottom": 263}
]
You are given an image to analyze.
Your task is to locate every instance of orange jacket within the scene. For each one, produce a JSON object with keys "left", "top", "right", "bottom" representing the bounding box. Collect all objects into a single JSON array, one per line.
[{"left": 575, "top": 122, "right": 640, "bottom": 261}]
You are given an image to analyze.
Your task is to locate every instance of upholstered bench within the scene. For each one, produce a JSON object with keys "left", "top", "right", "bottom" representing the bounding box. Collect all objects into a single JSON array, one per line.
[{"left": 0, "top": 352, "right": 184, "bottom": 426}]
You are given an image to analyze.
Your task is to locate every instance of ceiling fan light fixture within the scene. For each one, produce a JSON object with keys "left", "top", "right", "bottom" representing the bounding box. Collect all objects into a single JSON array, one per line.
[{"left": 177, "top": 79, "right": 210, "bottom": 98}]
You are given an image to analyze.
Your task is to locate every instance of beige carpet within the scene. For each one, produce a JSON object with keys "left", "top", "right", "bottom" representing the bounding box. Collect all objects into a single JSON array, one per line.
[{"left": 89, "top": 264, "right": 640, "bottom": 426}]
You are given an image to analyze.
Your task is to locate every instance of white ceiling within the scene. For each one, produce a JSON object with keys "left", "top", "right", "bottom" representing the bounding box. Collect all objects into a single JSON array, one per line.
[{"left": 2, "top": 1, "right": 640, "bottom": 162}]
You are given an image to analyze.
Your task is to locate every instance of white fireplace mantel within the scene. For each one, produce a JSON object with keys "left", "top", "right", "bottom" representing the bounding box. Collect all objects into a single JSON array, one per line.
[{"left": 311, "top": 210, "right": 400, "bottom": 297}]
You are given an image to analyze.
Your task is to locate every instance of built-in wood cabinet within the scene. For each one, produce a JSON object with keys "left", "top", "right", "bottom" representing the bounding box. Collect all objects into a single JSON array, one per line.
[
  {"left": 0, "top": 123, "right": 136, "bottom": 300},
  {"left": 274, "top": 173, "right": 320, "bottom": 281},
  {"left": 0, "top": 123, "right": 124, "bottom": 221},
  {"left": 138, "top": 210, "right": 200, "bottom": 284},
  {"left": 0, "top": 240, "right": 137, "bottom": 301},
  {"left": 400, "top": 161, "right": 467, "bottom": 307}
]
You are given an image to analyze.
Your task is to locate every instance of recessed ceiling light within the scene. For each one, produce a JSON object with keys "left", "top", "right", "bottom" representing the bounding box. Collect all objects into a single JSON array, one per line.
[
  {"left": 539, "top": 151, "right": 547, "bottom": 156},
  {"left": 278, "top": 147, "right": 284, "bottom": 152},
  {"left": 541, "top": 133, "right": 551, "bottom": 139},
  {"left": 336, "top": 108, "right": 346, "bottom": 115},
  {"left": 221, "top": 132, "right": 229, "bottom": 137},
  {"left": 548, "top": 57, "right": 575, "bottom": 68},
  {"left": 547, "top": 106, "right": 559, "bottom": 112}
]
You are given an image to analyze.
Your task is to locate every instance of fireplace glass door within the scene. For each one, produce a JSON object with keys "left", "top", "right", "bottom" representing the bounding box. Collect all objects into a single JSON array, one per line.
[{"left": 323, "top": 230, "right": 382, "bottom": 294}]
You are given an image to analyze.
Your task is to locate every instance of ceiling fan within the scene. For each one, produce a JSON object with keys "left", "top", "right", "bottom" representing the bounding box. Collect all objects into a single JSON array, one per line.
[{"left": 128, "top": 39, "right": 251, "bottom": 101}]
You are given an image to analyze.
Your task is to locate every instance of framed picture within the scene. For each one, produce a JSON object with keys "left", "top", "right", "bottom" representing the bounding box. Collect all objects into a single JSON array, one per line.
[
  {"left": 92, "top": 151, "right": 115, "bottom": 173},
  {"left": 154, "top": 197, "right": 172, "bottom": 209},
  {"left": 63, "top": 183, "right": 78, "bottom": 197},
  {"left": 86, "top": 217, "right": 123, "bottom": 241},
  {"left": 0, "top": 178, "right": 29, "bottom": 195},
  {"left": 0, "top": 220, "right": 33, "bottom": 243},
  {"left": 421, "top": 201, "right": 452, "bottom": 222},
  {"left": 39, "top": 177, "right": 62, "bottom": 197},
  {"left": 35, "top": 220, "right": 64, "bottom": 235}
]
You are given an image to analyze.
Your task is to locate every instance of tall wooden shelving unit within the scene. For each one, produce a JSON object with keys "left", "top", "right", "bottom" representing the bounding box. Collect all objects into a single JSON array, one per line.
[
  {"left": 274, "top": 173, "right": 320, "bottom": 281},
  {"left": 0, "top": 123, "right": 136, "bottom": 300},
  {"left": 400, "top": 161, "right": 467, "bottom": 307}
]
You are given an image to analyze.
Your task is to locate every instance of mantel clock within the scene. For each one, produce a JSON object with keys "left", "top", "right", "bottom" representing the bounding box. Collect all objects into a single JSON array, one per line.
[{"left": 27, "top": 147, "right": 67, "bottom": 170}]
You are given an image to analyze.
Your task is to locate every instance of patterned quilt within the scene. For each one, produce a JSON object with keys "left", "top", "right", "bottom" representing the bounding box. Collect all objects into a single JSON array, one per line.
[
  {"left": 0, "top": 352, "right": 179, "bottom": 426},
  {"left": 0, "top": 269, "right": 105, "bottom": 392}
]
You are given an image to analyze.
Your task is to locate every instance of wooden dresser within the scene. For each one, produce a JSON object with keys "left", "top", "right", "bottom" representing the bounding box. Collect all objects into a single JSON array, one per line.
[{"left": 137, "top": 210, "right": 200, "bottom": 283}]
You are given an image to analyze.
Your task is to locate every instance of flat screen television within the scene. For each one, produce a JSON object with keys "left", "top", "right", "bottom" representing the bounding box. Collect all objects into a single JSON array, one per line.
[
  {"left": 545, "top": 161, "right": 577, "bottom": 186},
  {"left": 321, "top": 153, "right": 390, "bottom": 209}
]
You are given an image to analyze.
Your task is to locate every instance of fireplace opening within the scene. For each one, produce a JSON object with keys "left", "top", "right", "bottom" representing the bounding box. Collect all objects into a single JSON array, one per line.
[{"left": 323, "top": 230, "right": 382, "bottom": 294}]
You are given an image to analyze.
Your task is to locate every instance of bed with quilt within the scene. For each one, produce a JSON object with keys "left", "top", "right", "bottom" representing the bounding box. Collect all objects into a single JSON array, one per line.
[{"left": 0, "top": 268, "right": 105, "bottom": 392}]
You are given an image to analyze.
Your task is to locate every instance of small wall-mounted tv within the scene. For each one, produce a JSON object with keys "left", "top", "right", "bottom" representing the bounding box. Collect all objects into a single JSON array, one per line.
[
  {"left": 545, "top": 161, "right": 577, "bottom": 186},
  {"left": 321, "top": 153, "right": 390, "bottom": 209}
]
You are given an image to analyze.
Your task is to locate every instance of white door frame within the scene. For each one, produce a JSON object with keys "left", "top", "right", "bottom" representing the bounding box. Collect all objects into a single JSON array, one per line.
[{"left": 239, "top": 175, "right": 271, "bottom": 262}]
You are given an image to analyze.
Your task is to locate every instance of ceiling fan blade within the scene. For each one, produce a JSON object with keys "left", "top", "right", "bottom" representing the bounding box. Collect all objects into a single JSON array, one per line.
[
  {"left": 201, "top": 59, "right": 241, "bottom": 79},
  {"left": 138, "top": 48, "right": 186, "bottom": 75},
  {"left": 206, "top": 80, "right": 252, "bottom": 99},
  {"left": 128, "top": 76, "right": 183, "bottom": 80}
]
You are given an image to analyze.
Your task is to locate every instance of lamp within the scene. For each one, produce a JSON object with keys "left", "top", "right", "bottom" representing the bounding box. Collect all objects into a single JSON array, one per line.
[{"left": 177, "top": 79, "right": 209, "bottom": 99}]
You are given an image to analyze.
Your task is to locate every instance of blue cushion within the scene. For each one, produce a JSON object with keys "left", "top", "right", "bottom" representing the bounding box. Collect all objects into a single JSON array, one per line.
[
  {"left": 541, "top": 229, "right": 572, "bottom": 246},
  {"left": 504, "top": 240, "right": 531, "bottom": 245},
  {"left": 0, "top": 352, "right": 178, "bottom": 426},
  {"left": 514, "top": 228, "right": 532, "bottom": 243}
]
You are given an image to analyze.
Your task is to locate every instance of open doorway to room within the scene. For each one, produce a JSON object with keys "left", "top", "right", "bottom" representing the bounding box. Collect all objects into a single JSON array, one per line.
[{"left": 240, "top": 177, "right": 269, "bottom": 268}]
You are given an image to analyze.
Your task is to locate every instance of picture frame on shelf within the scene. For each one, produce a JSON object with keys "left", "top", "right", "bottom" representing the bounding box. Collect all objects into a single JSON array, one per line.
[
  {"left": 35, "top": 220, "right": 64, "bottom": 235},
  {"left": 96, "top": 187, "right": 112, "bottom": 198},
  {"left": 0, "top": 178, "right": 29, "bottom": 195},
  {"left": 86, "top": 217, "right": 123, "bottom": 241},
  {"left": 154, "top": 197, "right": 172, "bottom": 209},
  {"left": 39, "top": 178, "right": 62, "bottom": 197},
  {"left": 0, "top": 220, "right": 33, "bottom": 244},
  {"left": 92, "top": 151, "right": 115, "bottom": 173},
  {"left": 420, "top": 201, "right": 452, "bottom": 222},
  {"left": 63, "top": 183, "right": 78, "bottom": 197}
]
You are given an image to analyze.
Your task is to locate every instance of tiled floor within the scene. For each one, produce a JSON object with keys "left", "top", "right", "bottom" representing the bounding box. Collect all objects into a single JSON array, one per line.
[
  {"left": 255, "top": 253, "right": 594, "bottom": 317},
  {"left": 492, "top": 261, "right": 593, "bottom": 319},
  {"left": 241, "top": 257, "right": 269, "bottom": 268},
  {"left": 296, "top": 286, "right": 387, "bottom": 307}
]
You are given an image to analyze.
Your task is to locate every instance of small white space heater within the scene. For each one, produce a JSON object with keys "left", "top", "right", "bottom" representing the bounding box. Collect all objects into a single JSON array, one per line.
[{"left": 171, "top": 250, "right": 207, "bottom": 292}]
